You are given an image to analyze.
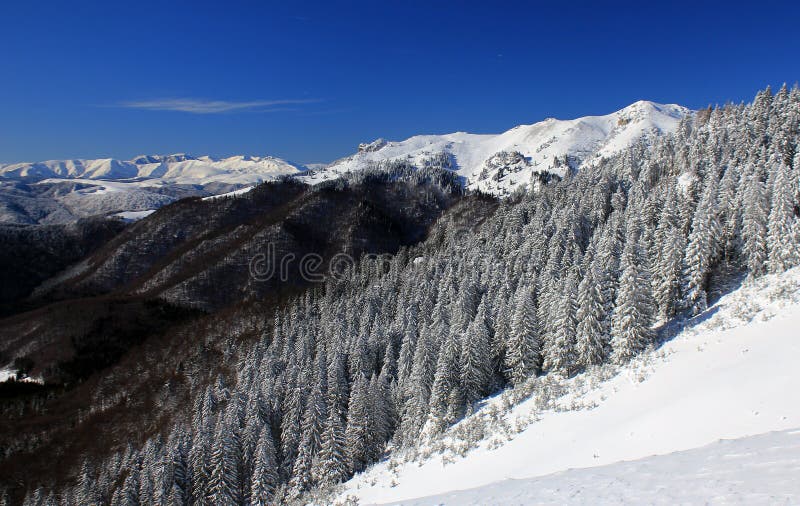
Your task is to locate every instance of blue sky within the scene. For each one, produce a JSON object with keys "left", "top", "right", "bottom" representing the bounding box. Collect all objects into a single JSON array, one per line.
[{"left": 1, "top": 0, "right": 799, "bottom": 164}]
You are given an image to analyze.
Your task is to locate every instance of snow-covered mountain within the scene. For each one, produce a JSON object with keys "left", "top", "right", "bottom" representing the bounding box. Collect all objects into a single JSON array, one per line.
[
  {"left": 0, "top": 101, "right": 689, "bottom": 224},
  {"left": 302, "top": 100, "right": 690, "bottom": 195},
  {"left": 0, "top": 153, "right": 303, "bottom": 185},
  {"left": 0, "top": 154, "right": 304, "bottom": 224},
  {"left": 338, "top": 266, "right": 800, "bottom": 505}
]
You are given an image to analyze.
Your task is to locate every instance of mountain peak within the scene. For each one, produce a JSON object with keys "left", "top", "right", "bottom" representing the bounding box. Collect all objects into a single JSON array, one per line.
[{"left": 302, "top": 101, "right": 692, "bottom": 195}]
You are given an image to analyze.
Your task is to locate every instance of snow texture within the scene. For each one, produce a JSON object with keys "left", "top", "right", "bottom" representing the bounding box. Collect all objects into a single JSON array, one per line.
[{"left": 381, "top": 429, "right": 800, "bottom": 505}]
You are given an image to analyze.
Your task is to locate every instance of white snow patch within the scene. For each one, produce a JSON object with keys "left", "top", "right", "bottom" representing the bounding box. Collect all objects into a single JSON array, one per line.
[
  {"left": 0, "top": 368, "right": 43, "bottom": 385},
  {"left": 201, "top": 186, "right": 255, "bottom": 201},
  {"left": 112, "top": 209, "right": 157, "bottom": 221}
]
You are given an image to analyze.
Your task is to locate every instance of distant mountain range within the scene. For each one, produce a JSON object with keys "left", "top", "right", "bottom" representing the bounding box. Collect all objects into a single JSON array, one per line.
[
  {"left": 0, "top": 154, "right": 302, "bottom": 185},
  {"left": 0, "top": 155, "right": 303, "bottom": 225},
  {"left": 0, "top": 101, "right": 690, "bottom": 224}
]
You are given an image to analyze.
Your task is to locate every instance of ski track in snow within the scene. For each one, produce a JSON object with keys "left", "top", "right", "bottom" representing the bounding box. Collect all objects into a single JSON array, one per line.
[{"left": 339, "top": 267, "right": 800, "bottom": 505}]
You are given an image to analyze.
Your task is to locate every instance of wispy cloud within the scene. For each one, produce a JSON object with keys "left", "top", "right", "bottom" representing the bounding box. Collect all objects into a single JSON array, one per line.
[{"left": 117, "top": 98, "right": 319, "bottom": 114}]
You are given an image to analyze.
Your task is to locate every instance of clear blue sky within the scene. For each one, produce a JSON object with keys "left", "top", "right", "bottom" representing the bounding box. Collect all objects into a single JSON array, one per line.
[{"left": 1, "top": 0, "right": 799, "bottom": 164}]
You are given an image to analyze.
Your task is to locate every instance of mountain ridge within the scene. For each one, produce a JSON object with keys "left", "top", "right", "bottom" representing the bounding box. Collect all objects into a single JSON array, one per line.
[
  {"left": 1, "top": 100, "right": 690, "bottom": 192},
  {"left": 0, "top": 153, "right": 304, "bottom": 185},
  {"left": 303, "top": 100, "right": 691, "bottom": 194}
]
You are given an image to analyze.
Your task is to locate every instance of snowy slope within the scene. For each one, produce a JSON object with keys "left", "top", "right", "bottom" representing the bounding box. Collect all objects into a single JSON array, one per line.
[
  {"left": 338, "top": 267, "right": 800, "bottom": 505},
  {"left": 382, "top": 429, "right": 800, "bottom": 505},
  {"left": 303, "top": 101, "right": 689, "bottom": 195}
]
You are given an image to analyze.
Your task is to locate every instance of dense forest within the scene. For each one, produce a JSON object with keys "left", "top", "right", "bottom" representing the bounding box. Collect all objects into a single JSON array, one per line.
[{"left": 3, "top": 85, "right": 800, "bottom": 505}]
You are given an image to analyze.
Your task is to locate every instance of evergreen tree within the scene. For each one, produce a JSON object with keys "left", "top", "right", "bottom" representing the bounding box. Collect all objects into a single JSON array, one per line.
[
  {"left": 207, "top": 411, "right": 242, "bottom": 505},
  {"left": 427, "top": 332, "right": 462, "bottom": 433},
  {"left": 682, "top": 172, "right": 721, "bottom": 314},
  {"left": 611, "top": 226, "right": 655, "bottom": 362},
  {"left": 250, "top": 429, "right": 279, "bottom": 506},
  {"left": 767, "top": 161, "right": 800, "bottom": 272},
  {"left": 575, "top": 266, "right": 607, "bottom": 368},
  {"left": 543, "top": 270, "right": 578, "bottom": 375},
  {"left": 40, "top": 85, "right": 800, "bottom": 505},
  {"left": 504, "top": 285, "right": 540, "bottom": 385},
  {"left": 313, "top": 406, "right": 349, "bottom": 485},
  {"left": 344, "top": 374, "right": 372, "bottom": 473},
  {"left": 653, "top": 186, "right": 686, "bottom": 319},
  {"left": 288, "top": 427, "right": 315, "bottom": 496},
  {"left": 461, "top": 300, "right": 492, "bottom": 408},
  {"left": 742, "top": 173, "right": 769, "bottom": 278}
]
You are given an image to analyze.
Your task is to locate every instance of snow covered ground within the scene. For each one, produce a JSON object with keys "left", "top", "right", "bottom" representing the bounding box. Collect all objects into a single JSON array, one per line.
[
  {"left": 338, "top": 267, "right": 800, "bottom": 505},
  {"left": 112, "top": 209, "right": 157, "bottom": 221},
  {"left": 382, "top": 429, "right": 800, "bottom": 505}
]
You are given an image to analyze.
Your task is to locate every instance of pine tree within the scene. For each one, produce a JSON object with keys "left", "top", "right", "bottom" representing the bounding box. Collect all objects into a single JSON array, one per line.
[
  {"left": 288, "top": 427, "right": 315, "bottom": 496},
  {"left": 189, "top": 423, "right": 212, "bottom": 506},
  {"left": 718, "top": 163, "right": 742, "bottom": 259},
  {"left": 75, "top": 461, "right": 98, "bottom": 506},
  {"left": 682, "top": 172, "right": 721, "bottom": 314},
  {"left": 767, "top": 161, "right": 800, "bottom": 272},
  {"left": 300, "top": 381, "right": 325, "bottom": 457},
  {"left": 166, "top": 482, "right": 185, "bottom": 506},
  {"left": 397, "top": 325, "right": 437, "bottom": 444},
  {"left": 368, "top": 372, "right": 393, "bottom": 452},
  {"left": 280, "top": 373, "right": 304, "bottom": 475},
  {"left": 207, "top": 411, "right": 242, "bottom": 505},
  {"left": 653, "top": 186, "right": 686, "bottom": 319},
  {"left": 121, "top": 471, "right": 140, "bottom": 506},
  {"left": 427, "top": 332, "right": 462, "bottom": 433},
  {"left": 250, "top": 429, "right": 279, "bottom": 506},
  {"left": 313, "top": 406, "right": 349, "bottom": 486},
  {"left": 504, "top": 285, "right": 540, "bottom": 385},
  {"left": 742, "top": 173, "right": 769, "bottom": 278},
  {"left": 575, "top": 266, "right": 607, "bottom": 368},
  {"left": 655, "top": 225, "right": 686, "bottom": 319},
  {"left": 344, "top": 374, "right": 372, "bottom": 473},
  {"left": 543, "top": 270, "right": 578, "bottom": 375},
  {"left": 611, "top": 226, "right": 655, "bottom": 362},
  {"left": 461, "top": 300, "right": 492, "bottom": 408}
]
